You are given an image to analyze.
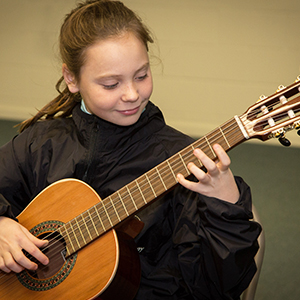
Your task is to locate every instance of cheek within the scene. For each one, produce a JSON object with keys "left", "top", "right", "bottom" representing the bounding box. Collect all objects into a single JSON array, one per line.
[
  {"left": 144, "top": 78, "right": 153, "bottom": 98},
  {"left": 91, "top": 95, "right": 117, "bottom": 111}
]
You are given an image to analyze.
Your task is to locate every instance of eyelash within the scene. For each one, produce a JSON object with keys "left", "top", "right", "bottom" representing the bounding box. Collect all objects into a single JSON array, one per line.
[
  {"left": 102, "top": 73, "right": 148, "bottom": 90},
  {"left": 103, "top": 83, "right": 119, "bottom": 90},
  {"left": 136, "top": 74, "right": 148, "bottom": 81}
]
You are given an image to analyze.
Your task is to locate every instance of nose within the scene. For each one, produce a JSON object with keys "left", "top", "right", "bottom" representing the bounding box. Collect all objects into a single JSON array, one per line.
[{"left": 121, "top": 82, "right": 139, "bottom": 102}]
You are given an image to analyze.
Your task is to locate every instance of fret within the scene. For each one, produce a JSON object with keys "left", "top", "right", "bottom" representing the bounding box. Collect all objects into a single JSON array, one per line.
[
  {"left": 145, "top": 173, "right": 157, "bottom": 197},
  {"left": 224, "top": 118, "right": 244, "bottom": 147},
  {"left": 87, "top": 209, "right": 99, "bottom": 237},
  {"left": 100, "top": 201, "right": 114, "bottom": 228},
  {"left": 146, "top": 168, "right": 166, "bottom": 196},
  {"left": 166, "top": 160, "right": 177, "bottom": 182},
  {"left": 89, "top": 206, "right": 105, "bottom": 234},
  {"left": 116, "top": 187, "right": 135, "bottom": 216},
  {"left": 94, "top": 202, "right": 108, "bottom": 232},
  {"left": 135, "top": 179, "right": 147, "bottom": 204},
  {"left": 137, "top": 176, "right": 154, "bottom": 202},
  {"left": 213, "top": 126, "right": 229, "bottom": 150},
  {"left": 117, "top": 190, "right": 129, "bottom": 217},
  {"left": 80, "top": 213, "right": 93, "bottom": 242},
  {"left": 66, "top": 220, "right": 81, "bottom": 251},
  {"left": 160, "top": 161, "right": 178, "bottom": 189},
  {"left": 103, "top": 197, "right": 119, "bottom": 226},
  {"left": 108, "top": 195, "right": 121, "bottom": 222},
  {"left": 168, "top": 155, "right": 180, "bottom": 176},
  {"left": 219, "top": 126, "right": 231, "bottom": 149},
  {"left": 70, "top": 219, "right": 83, "bottom": 249},
  {"left": 155, "top": 166, "right": 167, "bottom": 190},
  {"left": 126, "top": 185, "right": 138, "bottom": 210},
  {"left": 178, "top": 152, "right": 190, "bottom": 175},
  {"left": 59, "top": 226, "right": 75, "bottom": 255},
  {"left": 127, "top": 181, "right": 144, "bottom": 210},
  {"left": 75, "top": 217, "right": 87, "bottom": 245},
  {"left": 191, "top": 144, "right": 203, "bottom": 168},
  {"left": 204, "top": 136, "right": 215, "bottom": 158}
]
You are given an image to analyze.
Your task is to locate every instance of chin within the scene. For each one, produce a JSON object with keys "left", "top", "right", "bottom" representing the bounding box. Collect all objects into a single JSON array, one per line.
[
  {"left": 117, "top": 114, "right": 142, "bottom": 127},
  {"left": 119, "top": 117, "right": 140, "bottom": 127}
]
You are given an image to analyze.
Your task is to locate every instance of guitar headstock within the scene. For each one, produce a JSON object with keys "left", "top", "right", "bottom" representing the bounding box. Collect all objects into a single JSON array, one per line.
[{"left": 239, "top": 76, "right": 300, "bottom": 146}]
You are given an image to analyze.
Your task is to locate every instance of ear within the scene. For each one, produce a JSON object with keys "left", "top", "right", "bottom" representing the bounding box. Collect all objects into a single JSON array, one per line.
[{"left": 62, "top": 64, "right": 80, "bottom": 93}]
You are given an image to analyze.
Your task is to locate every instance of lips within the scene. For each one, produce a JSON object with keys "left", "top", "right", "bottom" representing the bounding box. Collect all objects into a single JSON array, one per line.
[{"left": 117, "top": 106, "right": 140, "bottom": 116}]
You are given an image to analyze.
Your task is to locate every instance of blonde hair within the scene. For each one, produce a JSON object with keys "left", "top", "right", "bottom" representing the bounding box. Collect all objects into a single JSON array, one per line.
[{"left": 19, "top": 0, "right": 153, "bottom": 132}]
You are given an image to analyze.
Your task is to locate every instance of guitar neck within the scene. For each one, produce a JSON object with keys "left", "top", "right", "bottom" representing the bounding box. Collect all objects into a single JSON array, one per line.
[{"left": 60, "top": 116, "right": 246, "bottom": 256}]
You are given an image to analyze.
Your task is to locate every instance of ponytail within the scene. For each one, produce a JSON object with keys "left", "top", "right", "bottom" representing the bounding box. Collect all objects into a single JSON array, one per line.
[{"left": 19, "top": 77, "right": 81, "bottom": 132}]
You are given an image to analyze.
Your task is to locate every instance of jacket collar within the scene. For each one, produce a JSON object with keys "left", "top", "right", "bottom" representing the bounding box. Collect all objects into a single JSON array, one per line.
[{"left": 71, "top": 101, "right": 166, "bottom": 149}]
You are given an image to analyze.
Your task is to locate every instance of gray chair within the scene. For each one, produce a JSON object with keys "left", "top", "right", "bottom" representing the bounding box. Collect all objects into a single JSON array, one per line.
[{"left": 242, "top": 205, "right": 265, "bottom": 300}]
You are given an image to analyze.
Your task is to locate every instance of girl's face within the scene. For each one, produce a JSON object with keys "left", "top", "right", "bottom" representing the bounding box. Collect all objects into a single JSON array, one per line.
[{"left": 64, "top": 32, "right": 153, "bottom": 126}]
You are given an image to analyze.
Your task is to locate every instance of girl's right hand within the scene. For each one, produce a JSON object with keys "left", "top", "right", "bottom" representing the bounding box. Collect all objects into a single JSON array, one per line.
[{"left": 0, "top": 216, "right": 49, "bottom": 273}]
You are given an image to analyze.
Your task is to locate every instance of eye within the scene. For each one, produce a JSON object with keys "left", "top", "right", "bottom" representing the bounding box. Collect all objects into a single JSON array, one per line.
[
  {"left": 102, "top": 82, "right": 119, "bottom": 90},
  {"left": 136, "top": 74, "right": 148, "bottom": 81}
]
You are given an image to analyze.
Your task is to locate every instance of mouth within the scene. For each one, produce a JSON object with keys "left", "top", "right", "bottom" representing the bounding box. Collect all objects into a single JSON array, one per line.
[{"left": 117, "top": 106, "right": 140, "bottom": 116}]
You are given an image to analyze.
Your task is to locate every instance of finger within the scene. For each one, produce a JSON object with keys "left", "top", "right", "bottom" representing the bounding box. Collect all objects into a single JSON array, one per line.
[
  {"left": 28, "top": 245, "right": 49, "bottom": 267},
  {"left": 21, "top": 233, "right": 49, "bottom": 266},
  {"left": 0, "top": 256, "right": 12, "bottom": 273},
  {"left": 213, "top": 144, "right": 231, "bottom": 171},
  {"left": 186, "top": 162, "right": 210, "bottom": 183},
  {"left": 193, "top": 148, "right": 218, "bottom": 175},
  {"left": 177, "top": 173, "right": 203, "bottom": 193},
  {"left": 3, "top": 252, "right": 26, "bottom": 273}
]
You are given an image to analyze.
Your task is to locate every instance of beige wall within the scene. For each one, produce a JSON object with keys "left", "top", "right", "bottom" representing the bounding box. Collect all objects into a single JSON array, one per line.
[{"left": 1, "top": 0, "right": 300, "bottom": 146}]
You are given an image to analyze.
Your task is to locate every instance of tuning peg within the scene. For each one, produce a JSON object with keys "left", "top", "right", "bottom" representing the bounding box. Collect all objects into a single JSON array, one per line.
[
  {"left": 256, "top": 95, "right": 267, "bottom": 103},
  {"left": 277, "top": 85, "right": 286, "bottom": 92},
  {"left": 294, "top": 123, "right": 300, "bottom": 136},
  {"left": 278, "top": 136, "right": 291, "bottom": 147}
]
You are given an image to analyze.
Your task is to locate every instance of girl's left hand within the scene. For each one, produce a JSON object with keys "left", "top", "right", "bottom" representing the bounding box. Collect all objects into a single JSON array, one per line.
[{"left": 176, "top": 144, "right": 239, "bottom": 204}]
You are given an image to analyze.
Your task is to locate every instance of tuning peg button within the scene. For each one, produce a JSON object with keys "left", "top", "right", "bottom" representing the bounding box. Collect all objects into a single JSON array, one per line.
[
  {"left": 279, "top": 136, "right": 291, "bottom": 147},
  {"left": 257, "top": 95, "right": 267, "bottom": 103},
  {"left": 277, "top": 85, "right": 286, "bottom": 92}
]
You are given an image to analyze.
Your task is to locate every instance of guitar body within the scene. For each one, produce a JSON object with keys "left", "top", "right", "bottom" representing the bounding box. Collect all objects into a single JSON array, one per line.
[
  {"left": 0, "top": 179, "right": 141, "bottom": 300},
  {"left": 1, "top": 77, "right": 300, "bottom": 299}
]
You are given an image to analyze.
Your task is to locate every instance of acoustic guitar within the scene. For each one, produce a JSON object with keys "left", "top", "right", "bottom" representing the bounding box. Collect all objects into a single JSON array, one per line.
[{"left": 0, "top": 76, "right": 300, "bottom": 299}]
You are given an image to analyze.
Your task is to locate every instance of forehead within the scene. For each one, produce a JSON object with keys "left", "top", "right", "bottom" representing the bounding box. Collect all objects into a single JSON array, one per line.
[{"left": 82, "top": 32, "right": 149, "bottom": 71}]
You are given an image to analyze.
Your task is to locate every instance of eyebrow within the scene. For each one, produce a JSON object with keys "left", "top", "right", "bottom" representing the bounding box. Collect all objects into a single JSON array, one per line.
[{"left": 96, "top": 62, "right": 150, "bottom": 81}]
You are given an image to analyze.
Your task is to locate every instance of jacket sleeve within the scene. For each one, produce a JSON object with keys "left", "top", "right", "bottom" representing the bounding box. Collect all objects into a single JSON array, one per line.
[
  {"left": 0, "top": 136, "right": 33, "bottom": 219},
  {"left": 172, "top": 176, "right": 261, "bottom": 299}
]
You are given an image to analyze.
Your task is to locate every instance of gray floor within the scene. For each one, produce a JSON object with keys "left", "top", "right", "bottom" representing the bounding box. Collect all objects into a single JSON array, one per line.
[{"left": 1, "top": 119, "right": 300, "bottom": 299}]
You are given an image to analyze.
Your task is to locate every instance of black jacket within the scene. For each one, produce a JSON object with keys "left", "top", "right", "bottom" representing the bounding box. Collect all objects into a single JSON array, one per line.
[{"left": 0, "top": 102, "right": 261, "bottom": 299}]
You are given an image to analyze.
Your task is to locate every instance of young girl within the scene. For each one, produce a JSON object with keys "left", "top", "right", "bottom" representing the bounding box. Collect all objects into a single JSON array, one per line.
[{"left": 0, "top": 1, "right": 261, "bottom": 299}]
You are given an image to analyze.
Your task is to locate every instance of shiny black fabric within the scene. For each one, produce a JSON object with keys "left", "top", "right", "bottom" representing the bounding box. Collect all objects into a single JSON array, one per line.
[{"left": 0, "top": 102, "right": 261, "bottom": 299}]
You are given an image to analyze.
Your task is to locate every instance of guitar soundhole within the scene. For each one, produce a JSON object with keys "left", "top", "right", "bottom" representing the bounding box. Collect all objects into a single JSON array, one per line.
[
  {"left": 17, "top": 220, "right": 77, "bottom": 291},
  {"left": 28, "top": 231, "right": 66, "bottom": 279}
]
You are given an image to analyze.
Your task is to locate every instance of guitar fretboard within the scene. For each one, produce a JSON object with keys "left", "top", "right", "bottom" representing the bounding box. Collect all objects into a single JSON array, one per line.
[{"left": 59, "top": 117, "right": 245, "bottom": 256}]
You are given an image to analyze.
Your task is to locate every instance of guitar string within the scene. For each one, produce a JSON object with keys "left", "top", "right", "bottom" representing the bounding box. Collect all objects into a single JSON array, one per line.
[
  {"left": 0, "top": 117, "right": 243, "bottom": 286},
  {"left": 72, "top": 98, "right": 300, "bottom": 233},
  {"left": 0, "top": 103, "right": 298, "bottom": 288},
  {"left": 1, "top": 100, "right": 298, "bottom": 284},
  {"left": 1, "top": 100, "right": 300, "bottom": 286},
  {"left": 0, "top": 107, "right": 276, "bottom": 268},
  {"left": 19, "top": 92, "right": 300, "bottom": 254},
  {"left": 4, "top": 102, "right": 300, "bottom": 280},
  {"left": 36, "top": 102, "right": 300, "bottom": 263}
]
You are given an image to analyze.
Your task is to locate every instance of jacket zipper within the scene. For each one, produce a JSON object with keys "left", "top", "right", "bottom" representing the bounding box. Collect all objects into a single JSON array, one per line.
[{"left": 82, "top": 120, "right": 99, "bottom": 183}]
